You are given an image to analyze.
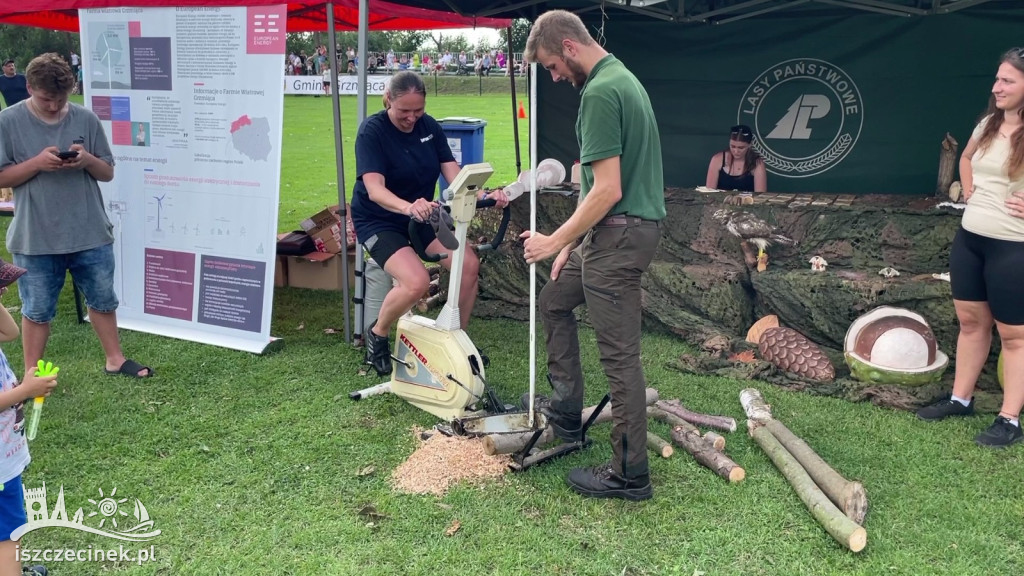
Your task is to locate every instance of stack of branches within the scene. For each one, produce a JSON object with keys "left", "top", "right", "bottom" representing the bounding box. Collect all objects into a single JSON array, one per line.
[
  {"left": 480, "top": 390, "right": 744, "bottom": 483},
  {"left": 416, "top": 266, "right": 445, "bottom": 312},
  {"left": 648, "top": 399, "right": 744, "bottom": 483},
  {"left": 740, "top": 388, "right": 868, "bottom": 552}
]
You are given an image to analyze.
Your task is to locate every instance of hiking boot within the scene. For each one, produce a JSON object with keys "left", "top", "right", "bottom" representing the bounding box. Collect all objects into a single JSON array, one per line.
[
  {"left": 567, "top": 462, "right": 652, "bottom": 501},
  {"left": 23, "top": 565, "right": 48, "bottom": 576},
  {"left": 364, "top": 323, "right": 393, "bottom": 376},
  {"left": 916, "top": 395, "right": 974, "bottom": 421},
  {"left": 974, "top": 417, "right": 1023, "bottom": 448}
]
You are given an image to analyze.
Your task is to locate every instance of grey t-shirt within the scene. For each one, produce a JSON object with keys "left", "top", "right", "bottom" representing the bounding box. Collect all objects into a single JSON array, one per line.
[{"left": 0, "top": 101, "right": 115, "bottom": 255}]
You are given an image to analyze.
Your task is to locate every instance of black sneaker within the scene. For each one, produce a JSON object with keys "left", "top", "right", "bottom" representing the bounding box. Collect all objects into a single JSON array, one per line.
[
  {"left": 364, "top": 323, "right": 393, "bottom": 376},
  {"left": 567, "top": 462, "right": 652, "bottom": 501},
  {"left": 974, "top": 417, "right": 1023, "bottom": 448},
  {"left": 518, "top": 394, "right": 582, "bottom": 442},
  {"left": 916, "top": 395, "right": 974, "bottom": 421},
  {"left": 23, "top": 565, "right": 48, "bottom": 576}
]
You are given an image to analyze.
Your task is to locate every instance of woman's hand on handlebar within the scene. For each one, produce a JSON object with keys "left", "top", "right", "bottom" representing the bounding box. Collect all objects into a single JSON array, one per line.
[
  {"left": 478, "top": 189, "right": 509, "bottom": 209},
  {"left": 405, "top": 198, "right": 437, "bottom": 222}
]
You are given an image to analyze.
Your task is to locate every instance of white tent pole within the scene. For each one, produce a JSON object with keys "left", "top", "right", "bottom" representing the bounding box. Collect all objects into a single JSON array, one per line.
[
  {"left": 352, "top": 0, "right": 371, "bottom": 343},
  {"left": 528, "top": 61, "right": 538, "bottom": 428}
]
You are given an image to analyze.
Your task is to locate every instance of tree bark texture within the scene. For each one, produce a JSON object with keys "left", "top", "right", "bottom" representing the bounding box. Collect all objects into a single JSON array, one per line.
[
  {"left": 749, "top": 423, "right": 867, "bottom": 552},
  {"left": 647, "top": 432, "right": 673, "bottom": 458},
  {"left": 656, "top": 399, "right": 737, "bottom": 432},
  {"left": 669, "top": 425, "right": 745, "bottom": 483},
  {"left": 764, "top": 419, "right": 868, "bottom": 525},
  {"left": 936, "top": 133, "right": 959, "bottom": 198}
]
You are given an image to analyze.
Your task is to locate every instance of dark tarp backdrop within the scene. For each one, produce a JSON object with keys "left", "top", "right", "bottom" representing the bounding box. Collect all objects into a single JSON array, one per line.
[{"left": 537, "top": 7, "right": 1024, "bottom": 194}]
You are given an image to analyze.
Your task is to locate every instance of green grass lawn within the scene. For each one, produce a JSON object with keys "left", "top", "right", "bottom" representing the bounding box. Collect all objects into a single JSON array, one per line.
[{"left": 0, "top": 94, "right": 1021, "bottom": 575}]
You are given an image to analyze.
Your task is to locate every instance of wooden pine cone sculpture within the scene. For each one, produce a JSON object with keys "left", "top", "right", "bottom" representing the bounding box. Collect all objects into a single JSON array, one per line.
[{"left": 758, "top": 327, "right": 835, "bottom": 382}]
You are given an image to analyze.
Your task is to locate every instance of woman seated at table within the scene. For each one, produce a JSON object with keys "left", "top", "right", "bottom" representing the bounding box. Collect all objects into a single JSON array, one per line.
[{"left": 705, "top": 124, "right": 767, "bottom": 192}]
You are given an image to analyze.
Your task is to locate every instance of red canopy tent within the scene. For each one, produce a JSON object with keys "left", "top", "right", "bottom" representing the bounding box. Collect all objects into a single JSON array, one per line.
[{"left": 0, "top": 0, "right": 511, "bottom": 32}]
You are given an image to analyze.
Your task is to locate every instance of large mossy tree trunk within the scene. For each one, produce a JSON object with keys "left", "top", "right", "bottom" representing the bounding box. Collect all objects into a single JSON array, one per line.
[{"left": 469, "top": 188, "right": 1002, "bottom": 409}]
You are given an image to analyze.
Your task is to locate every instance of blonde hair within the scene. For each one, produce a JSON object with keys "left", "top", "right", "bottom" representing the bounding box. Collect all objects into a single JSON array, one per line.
[{"left": 524, "top": 10, "right": 593, "bottom": 63}]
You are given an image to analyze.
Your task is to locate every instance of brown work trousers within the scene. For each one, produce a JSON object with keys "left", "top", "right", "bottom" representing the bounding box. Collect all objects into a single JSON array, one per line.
[{"left": 539, "top": 218, "right": 661, "bottom": 480}]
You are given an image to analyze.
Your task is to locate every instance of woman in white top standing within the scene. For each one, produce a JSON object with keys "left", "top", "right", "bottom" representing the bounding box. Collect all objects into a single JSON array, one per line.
[{"left": 917, "top": 48, "right": 1024, "bottom": 448}]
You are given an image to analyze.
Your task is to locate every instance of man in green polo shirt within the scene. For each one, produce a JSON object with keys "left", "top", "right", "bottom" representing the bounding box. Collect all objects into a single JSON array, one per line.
[{"left": 521, "top": 9, "right": 666, "bottom": 501}]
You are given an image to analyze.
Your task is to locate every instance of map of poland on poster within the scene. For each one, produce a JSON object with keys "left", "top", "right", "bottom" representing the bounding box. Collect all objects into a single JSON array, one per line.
[{"left": 80, "top": 6, "right": 286, "bottom": 353}]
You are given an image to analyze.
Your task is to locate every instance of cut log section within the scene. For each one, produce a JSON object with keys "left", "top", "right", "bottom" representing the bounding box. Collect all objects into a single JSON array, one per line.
[
  {"left": 703, "top": 431, "right": 726, "bottom": 451},
  {"left": 669, "top": 424, "right": 745, "bottom": 483},
  {"left": 656, "top": 399, "right": 737, "bottom": 432},
  {"left": 482, "top": 388, "right": 659, "bottom": 455},
  {"left": 749, "top": 422, "right": 867, "bottom": 552},
  {"left": 647, "top": 432, "right": 673, "bottom": 458},
  {"left": 764, "top": 419, "right": 868, "bottom": 524}
]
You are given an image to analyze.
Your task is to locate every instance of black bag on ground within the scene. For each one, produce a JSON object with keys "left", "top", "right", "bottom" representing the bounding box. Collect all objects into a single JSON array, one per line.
[{"left": 276, "top": 231, "right": 316, "bottom": 255}]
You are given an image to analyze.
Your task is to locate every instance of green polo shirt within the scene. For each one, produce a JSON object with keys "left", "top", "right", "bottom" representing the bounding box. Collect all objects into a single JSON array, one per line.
[{"left": 576, "top": 55, "right": 666, "bottom": 221}]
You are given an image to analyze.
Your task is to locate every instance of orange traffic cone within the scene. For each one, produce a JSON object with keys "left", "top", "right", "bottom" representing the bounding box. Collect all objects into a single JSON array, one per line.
[{"left": 518, "top": 100, "right": 527, "bottom": 119}]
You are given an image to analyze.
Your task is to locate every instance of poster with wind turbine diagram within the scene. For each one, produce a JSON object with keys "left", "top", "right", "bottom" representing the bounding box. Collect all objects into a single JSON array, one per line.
[{"left": 80, "top": 6, "right": 286, "bottom": 354}]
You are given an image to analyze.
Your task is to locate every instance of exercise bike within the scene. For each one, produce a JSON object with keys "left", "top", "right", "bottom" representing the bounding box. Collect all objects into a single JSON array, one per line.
[{"left": 350, "top": 162, "right": 608, "bottom": 470}]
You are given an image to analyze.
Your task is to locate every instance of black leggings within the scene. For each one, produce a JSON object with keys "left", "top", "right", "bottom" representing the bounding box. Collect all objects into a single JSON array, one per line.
[{"left": 950, "top": 226, "right": 1024, "bottom": 325}]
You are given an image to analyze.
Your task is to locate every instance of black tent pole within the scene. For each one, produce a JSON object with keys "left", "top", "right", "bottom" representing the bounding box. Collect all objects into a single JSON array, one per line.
[
  {"left": 326, "top": 2, "right": 352, "bottom": 345},
  {"left": 507, "top": 26, "right": 521, "bottom": 176}
]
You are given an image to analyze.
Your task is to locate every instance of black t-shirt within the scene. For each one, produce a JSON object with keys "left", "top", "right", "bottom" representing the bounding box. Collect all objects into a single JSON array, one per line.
[
  {"left": 351, "top": 110, "right": 455, "bottom": 241},
  {"left": 0, "top": 75, "right": 29, "bottom": 106}
]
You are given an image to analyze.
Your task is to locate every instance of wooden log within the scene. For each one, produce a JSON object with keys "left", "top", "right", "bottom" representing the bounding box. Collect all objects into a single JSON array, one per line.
[
  {"left": 646, "top": 432, "right": 673, "bottom": 458},
  {"left": 739, "top": 388, "right": 774, "bottom": 421},
  {"left": 482, "top": 387, "right": 659, "bottom": 455},
  {"left": 749, "top": 422, "right": 866, "bottom": 552},
  {"left": 657, "top": 399, "right": 737, "bottom": 432},
  {"left": 669, "top": 424, "right": 745, "bottom": 483},
  {"left": 936, "top": 132, "right": 959, "bottom": 198},
  {"left": 703, "top": 431, "right": 726, "bottom": 451},
  {"left": 416, "top": 293, "right": 444, "bottom": 313},
  {"left": 764, "top": 419, "right": 868, "bottom": 525},
  {"left": 739, "top": 388, "right": 867, "bottom": 524}
]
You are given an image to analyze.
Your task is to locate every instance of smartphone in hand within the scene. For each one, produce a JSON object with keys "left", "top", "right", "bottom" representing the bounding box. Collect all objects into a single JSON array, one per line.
[{"left": 56, "top": 150, "right": 79, "bottom": 160}]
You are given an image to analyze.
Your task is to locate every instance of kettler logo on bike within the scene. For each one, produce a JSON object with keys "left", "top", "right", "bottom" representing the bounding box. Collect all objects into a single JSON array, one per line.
[
  {"left": 400, "top": 333, "right": 429, "bottom": 366},
  {"left": 12, "top": 483, "right": 160, "bottom": 565},
  {"left": 738, "top": 58, "right": 864, "bottom": 178}
]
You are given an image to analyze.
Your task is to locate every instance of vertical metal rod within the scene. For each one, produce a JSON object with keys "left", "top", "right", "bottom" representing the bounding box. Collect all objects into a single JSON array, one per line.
[{"left": 326, "top": 2, "right": 351, "bottom": 344}]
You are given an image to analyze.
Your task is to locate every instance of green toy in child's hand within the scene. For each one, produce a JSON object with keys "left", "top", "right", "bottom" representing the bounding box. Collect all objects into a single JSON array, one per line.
[{"left": 27, "top": 360, "right": 59, "bottom": 441}]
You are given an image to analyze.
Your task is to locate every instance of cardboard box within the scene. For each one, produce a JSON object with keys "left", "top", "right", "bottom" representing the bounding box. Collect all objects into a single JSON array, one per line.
[
  {"left": 286, "top": 250, "right": 356, "bottom": 291},
  {"left": 274, "top": 255, "right": 288, "bottom": 288},
  {"left": 309, "top": 222, "right": 343, "bottom": 254},
  {"left": 299, "top": 204, "right": 356, "bottom": 251}
]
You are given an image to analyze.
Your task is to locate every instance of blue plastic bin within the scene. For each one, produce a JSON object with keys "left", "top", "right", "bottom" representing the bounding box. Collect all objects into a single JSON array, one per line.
[{"left": 438, "top": 117, "right": 487, "bottom": 193}]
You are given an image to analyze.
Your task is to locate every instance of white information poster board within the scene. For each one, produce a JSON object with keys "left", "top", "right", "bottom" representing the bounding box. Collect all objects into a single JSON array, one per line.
[{"left": 80, "top": 5, "right": 286, "bottom": 353}]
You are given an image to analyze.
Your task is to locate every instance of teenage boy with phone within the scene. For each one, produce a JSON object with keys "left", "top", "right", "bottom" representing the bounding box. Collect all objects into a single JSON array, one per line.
[{"left": 0, "top": 53, "right": 154, "bottom": 381}]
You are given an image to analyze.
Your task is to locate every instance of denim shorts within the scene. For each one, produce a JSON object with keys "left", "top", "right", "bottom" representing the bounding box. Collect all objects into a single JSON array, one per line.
[
  {"left": 0, "top": 475, "right": 27, "bottom": 541},
  {"left": 13, "top": 244, "right": 119, "bottom": 324}
]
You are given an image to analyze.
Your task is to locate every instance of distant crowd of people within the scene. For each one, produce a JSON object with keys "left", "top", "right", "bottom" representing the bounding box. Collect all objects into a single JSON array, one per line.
[{"left": 286, "top": 46, "right": 527, "bottom": 78}]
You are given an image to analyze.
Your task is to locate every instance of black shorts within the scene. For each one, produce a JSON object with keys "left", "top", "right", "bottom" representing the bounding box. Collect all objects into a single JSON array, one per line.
[
  {"left": 364, "top": 225, "right": 437, "bottom": 269},
  {"left": 950, "top": 226, "right": 1024, "bottom": 325}
]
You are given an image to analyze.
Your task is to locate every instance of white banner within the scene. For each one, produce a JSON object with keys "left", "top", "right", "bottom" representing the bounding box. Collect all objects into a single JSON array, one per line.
[
  {"left": 283, "top": 74, "right": 389, "bottom": 96},
  {"left": 80, "top": 5, "right": 286, "bottom": 353}
]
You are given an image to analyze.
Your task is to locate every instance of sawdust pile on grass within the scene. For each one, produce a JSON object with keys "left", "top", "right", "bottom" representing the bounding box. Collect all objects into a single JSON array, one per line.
[{"left": 392, "top": 427, "right": 511, "bottom": 495}]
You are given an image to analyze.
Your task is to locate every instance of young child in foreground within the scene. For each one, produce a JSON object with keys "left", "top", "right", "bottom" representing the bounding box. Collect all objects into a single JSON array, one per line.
[{"left": 0, "top": 263, "right": 57, "bottom": 576}]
